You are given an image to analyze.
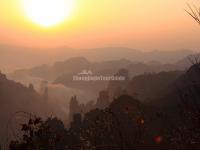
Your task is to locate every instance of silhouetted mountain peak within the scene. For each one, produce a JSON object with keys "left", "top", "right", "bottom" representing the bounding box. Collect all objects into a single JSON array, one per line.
[
  {"left": 186, "top": 63, "right": 200, "bottom": 74},
  {"left": 64, "top": 57, "right": 89, "bottom": 64},
  {"left": 177, "top": 63, "right": 200, "bottom": 85},
  {"left": 0, "top": 71, "right": 7, "bottom": 81},
  {"left": 53, "top": 57, "right": 90, "bottom": 68}
]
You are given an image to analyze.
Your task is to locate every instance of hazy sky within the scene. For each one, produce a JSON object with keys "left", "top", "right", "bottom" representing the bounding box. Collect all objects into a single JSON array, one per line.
[{"left": 0, "top": 0, "right": 200, "bottom": 51}]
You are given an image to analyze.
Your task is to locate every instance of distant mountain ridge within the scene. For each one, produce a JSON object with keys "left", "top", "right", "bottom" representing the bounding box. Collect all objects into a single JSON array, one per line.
[
  {"left": 0, "top": 44, "right": 194, "bottom": 72},
  {"left": 107, "top": 63, "right": 200, "bottom": 107},
  {"left": 7, "top": 54, "right": 197, "bottom": 97}
]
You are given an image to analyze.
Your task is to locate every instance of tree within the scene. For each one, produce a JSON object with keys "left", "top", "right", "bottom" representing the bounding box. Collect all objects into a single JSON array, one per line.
[
  {"left": 168, "top": 64, "right": 200, "bottom": 150},
  {"left": 186, "top": 2, "right": 200, "bottom": 25},
  {"left": 9, "top": 116, "right": 70, "bottom": 150},
  {"left": 80, "top": 95, "right": 146, "bottom": 150}
]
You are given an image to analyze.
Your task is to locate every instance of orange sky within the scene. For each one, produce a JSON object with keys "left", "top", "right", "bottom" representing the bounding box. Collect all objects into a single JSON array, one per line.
[{"left": 0, "top": 0, "right": 200, "bottom": 51}]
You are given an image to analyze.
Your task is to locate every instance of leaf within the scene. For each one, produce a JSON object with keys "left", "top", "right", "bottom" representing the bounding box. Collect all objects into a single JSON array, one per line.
[
  {"left": 28, "top": 119, "right": 33, "bottom": 125},
  {"left": 21, "top": 124, "right": 29, "bottom": 131},
  {"left": 34, "top": 117, "right": 42, "bottom": 125}
]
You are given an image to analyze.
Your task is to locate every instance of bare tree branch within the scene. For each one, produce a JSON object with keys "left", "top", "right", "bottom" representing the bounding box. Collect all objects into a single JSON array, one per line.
[{"left": 186, "top": 3, "right": 200, "bottom": 25}]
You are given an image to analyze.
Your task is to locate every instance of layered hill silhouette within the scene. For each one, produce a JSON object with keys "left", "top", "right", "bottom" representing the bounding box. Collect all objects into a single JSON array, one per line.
[
  {"left": 107, "top": 63, "right": 200, "bottom": 108},
  {"left": 0, "top": 44, "right": 194, "bottom": 72},
  {"left": 0, "top": 72, "right": 44, "bottom": 142},
  {"left": 1, "top": 61, "right": 200, "bottom": 149},
  {"left": 8, "top": 56, "right": 192, "bottom": 95},
  {"left": 0, "top": 72, "right": 68, "bottom": 144}
]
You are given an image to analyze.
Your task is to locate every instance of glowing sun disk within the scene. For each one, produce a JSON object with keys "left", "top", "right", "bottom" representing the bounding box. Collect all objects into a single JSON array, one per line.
[{"left": 22, "top": 0, "right": 75, "bottom": 27}]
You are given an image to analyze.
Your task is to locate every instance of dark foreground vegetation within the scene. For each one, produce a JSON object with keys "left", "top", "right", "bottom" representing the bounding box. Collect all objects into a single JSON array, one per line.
[
  {"left": 8, "top": 94, "right": 200, "bottom": 150},
  {"left": 8, "top": 64, "right": 200, "bottom": 150}
]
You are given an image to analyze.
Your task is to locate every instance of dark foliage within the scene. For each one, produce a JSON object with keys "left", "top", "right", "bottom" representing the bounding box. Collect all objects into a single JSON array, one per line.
[{"left": 7, "top": 64, "right": 200, "bottom": 150}]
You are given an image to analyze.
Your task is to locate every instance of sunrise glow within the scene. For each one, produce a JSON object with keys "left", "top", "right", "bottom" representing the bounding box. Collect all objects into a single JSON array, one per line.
[{"left": 21, "top": 0, "right": 75, "bottom": 27}]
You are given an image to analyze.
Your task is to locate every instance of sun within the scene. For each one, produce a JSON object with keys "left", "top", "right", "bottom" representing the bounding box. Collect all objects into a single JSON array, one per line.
[{"left": 21, "top": 0, "right": 75, "bottom": 27}]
